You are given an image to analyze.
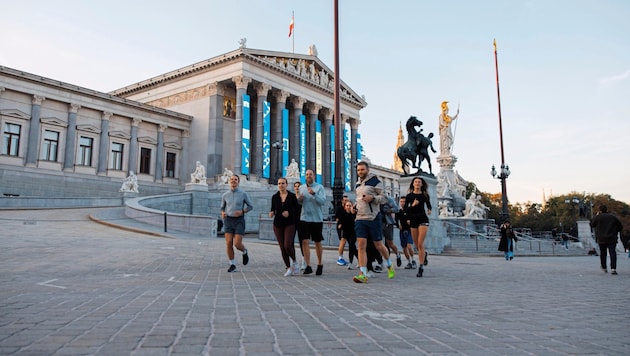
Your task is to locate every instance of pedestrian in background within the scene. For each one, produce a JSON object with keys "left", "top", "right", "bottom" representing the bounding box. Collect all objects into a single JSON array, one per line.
[
  {"left": 591, "top": 205, "right": 623, "bottom": 274},
  {"left": 498, "top": 220, "right": 517, "bottom": 261}
]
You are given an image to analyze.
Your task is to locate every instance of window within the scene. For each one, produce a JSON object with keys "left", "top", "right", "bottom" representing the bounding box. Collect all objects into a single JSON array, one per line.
[
  {"left": 139, "top": 147, "right": 151, "bottom": 174},
  {"left": 2, "top": 123, "right": 21, "bottom": 156},
  {"left": 77, "top": 136, "right": 93, "bottom": 166},
  {"left": 109, "top": 142, "right": 124, "bottom": 170},
  {"left": 40, "top": 130, "right": 59, "bottom": 161},
  {"left": 165, "top": 152, "right": 176, "bottom": 178}
]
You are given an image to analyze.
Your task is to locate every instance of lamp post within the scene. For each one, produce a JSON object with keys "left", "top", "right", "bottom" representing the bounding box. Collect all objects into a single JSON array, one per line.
[
  {"left": 491, "top": 39, "right": 510, "bottom": 223},
  {"left": 331, "top": 0, "right": 345, "bottom": 210},
  {"left": 491, "top": 164, "right": 511, "bottom": 222},
  {"left": 272, "top": 141, "right": 283, "bottom": 184}
]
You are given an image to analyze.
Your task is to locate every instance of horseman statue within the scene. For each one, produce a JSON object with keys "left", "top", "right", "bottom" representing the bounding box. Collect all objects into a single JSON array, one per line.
[{"left": 397, "top": 116, "right": 437, "bottom": 176}]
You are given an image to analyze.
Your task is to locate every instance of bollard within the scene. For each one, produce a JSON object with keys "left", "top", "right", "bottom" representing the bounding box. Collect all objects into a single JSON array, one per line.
[{"left": 164, "top": 212, "right": 167, "bottom": 232}]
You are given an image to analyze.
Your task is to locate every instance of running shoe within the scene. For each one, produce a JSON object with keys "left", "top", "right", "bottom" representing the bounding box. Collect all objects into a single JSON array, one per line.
[
  {"left": 243, "top": 249, "right": 249, "bottom": 265},
  {"left": 404, "top": 262, "right": 413, "bottom": 269},
  {"left": 303, "top": 265, "right": 313, "bottom": 275},
  {"left": 423, "top": 251, "right": 428, "bottom": 266},
  {"left": 373, "top": 265, "right": 383, "bottom": 273},
  {"left": 316, "top": 264, "right": 323, "bottom": 275},
  {"left": 227, "top": 265, "right": 237, "bottom": 273},
  {"left": 353, "top": 273, "right": 368, "bottom": 283},
  {"left": 284, "top": 267, "right": 293, "bottom": 277},
  {"left": 412, "top": 260, "right": 418, "bottom": 269},
  {"left": 387, "top": 265, "right": 395, "bottom": 279},
  {"left": 396, "top": 253, "right": 402, "bottom": 267},
  {"left": 337, "top": 257, "right": 348, "bottom": 266},
  {"left": 417, "top": 265, "right": 423, "bottom": 277}
]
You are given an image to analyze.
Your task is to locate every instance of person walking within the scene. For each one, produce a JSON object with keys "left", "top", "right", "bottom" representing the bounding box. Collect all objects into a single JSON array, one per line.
[
  {"left": 395, "top": 196, "right": 416, "bottom": 269},
  {"left": 220, "top": 174, "right": 254, "bottom": 272},
  {"left": 296, "top": 169, "right": 327, "bottom": 275},
  {"left": 381, "top": 194, "right": 402, "bottom": 267},
  {"left": 498, "top": 220, "right": 517, "bottom": 261},
  {"left": 591, "top": 205, "right": 623, "bottom": 274},
  {"left": 269, "top": 177, "right": 300, "bottom": 276},
  {"left": 352, "top": 161, "right": 395, "bottom": 283},
  {"left": 404, "top": 177, "right": 432, "bottom": 277}
]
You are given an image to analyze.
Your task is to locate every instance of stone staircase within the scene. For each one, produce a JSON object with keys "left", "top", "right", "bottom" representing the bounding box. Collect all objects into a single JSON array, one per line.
[{"left": 444, "top": 237, "right": 586, "bottom": 256}]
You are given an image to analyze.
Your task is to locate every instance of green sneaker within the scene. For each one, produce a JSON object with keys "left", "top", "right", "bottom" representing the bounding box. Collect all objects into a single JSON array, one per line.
[
  {"left": 353, "top": 273, "right": 368, "bottom": 283},
  {"left": 387, "top": 265, "right": 395, "bottom": 279}
]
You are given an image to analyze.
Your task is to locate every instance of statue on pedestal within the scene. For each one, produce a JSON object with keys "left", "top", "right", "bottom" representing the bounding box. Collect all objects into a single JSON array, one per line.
[
  {"left": 190, "top": 161, "right": 207, "bottom": 184},
  {"left": 285, "top": 159, "right": 300, "bottom": 179},
  {"left": 438, "top": 101, "right": 459, "bottom": 156},
  {"left": 120, "top": 171, "right": 139, "bottom": 193},
  {"left": 396, "top": 116, "right": 436, "bottom": 175},
  {"left": 220, "top": 167, "right": 233, "bottom": 184}
]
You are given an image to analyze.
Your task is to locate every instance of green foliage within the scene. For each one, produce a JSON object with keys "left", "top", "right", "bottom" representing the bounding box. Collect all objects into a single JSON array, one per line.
[{"left": 479, "top": 191, "right": 630, "bottom": 237}]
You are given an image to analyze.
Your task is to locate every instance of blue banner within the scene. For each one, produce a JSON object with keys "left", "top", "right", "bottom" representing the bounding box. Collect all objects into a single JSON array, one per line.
[
  {"left": 315, "top": 120, "right": 322, "bottom": 184},
  {"left": 299, "top": 115, "right": 306, "bottom": 183},
  {"left": 282, "top": 108, "right": 289, "bottom": 177},
  {"left": 262, "top": 101, "right": 271, "bottom": 178},
  {"left": 241, "top": 94, "right": 250, "bottom": 174},
  {"left": 356, "top": 133, "right": 362, "bottom": 161},
  {"left": 330, "top": 124, "right": 335, "bottom": 184},
  {"left": 344, "top": 127, "right": 351, "bottom": 191}
]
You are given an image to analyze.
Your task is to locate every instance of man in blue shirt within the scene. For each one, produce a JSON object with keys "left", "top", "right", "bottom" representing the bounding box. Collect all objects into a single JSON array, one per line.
[{"left": 296, "top": 169, "right": 327, "bottom": 275}]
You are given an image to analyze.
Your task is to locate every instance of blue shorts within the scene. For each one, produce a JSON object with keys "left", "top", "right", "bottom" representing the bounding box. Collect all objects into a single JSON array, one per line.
[
  {"left": 399, "top": 229, "right": 413, "bottom": 247},
  {"left": 354, "top": 219, "right": 383, "bottom": 242},
  {"left": 224, "top": 216, "right": 245, "bottom": 235}
]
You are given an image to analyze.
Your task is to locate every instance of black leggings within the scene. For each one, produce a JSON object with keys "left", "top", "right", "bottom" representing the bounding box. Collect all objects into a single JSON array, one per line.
[
  {"left": 599, "top": 243, "right": 617, "bottom": 270},
  {"left": 273, "top": 224, "right": 297, "bottom": 268},
  {"left": 344, "top": 231, "right": 358, "bottom": 264}
]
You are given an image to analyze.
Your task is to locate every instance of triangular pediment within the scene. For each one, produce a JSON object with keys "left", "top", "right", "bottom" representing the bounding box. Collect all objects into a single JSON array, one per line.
[
  {"left": 40, "top": 117, "right": 68, "bottom": 127},
  {"left": 164, "top": 142, "right": 182, "bottom": 149},
  {"left": 138, "top": 136, "right": 157, "bottom": 145},
  {"left": 243, "top": 48, "right": 367, "bottom": 107},
  {"left": 76, "top": 124, "right": 101, "bottom": 134},
  {"left": 0, "top": 109, "right": 31, "bottom": 120},
  {"left": 109, "top": 130, "right": 131, "bottom": 140}
]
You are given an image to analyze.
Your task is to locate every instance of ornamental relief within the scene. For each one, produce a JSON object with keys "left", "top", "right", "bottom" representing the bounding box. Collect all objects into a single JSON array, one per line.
[{"left": 146, "top": 85, "right": 211, "bottom": 108}]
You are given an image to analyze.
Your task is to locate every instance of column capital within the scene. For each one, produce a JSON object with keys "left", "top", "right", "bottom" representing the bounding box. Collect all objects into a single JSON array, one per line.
[
  {"left": 69, "top": 103, "right": 81, "bottom": 113},
  {"left": 32, "top": 95, "right": 45, "bottom": 105},
  {"left": 132, "top": 118, "right": 142, "bottom": 127},
  {"left": 290, "top": 96, "right": 307, "bottom": 110},
  {"left": 306, "top": 102, "right": 322, "bottom": 114},
  {"left": 207, "top": 82, "right": 226, "bottom": 96},
  {"left": 102, "top": 111, "right": 112, "bottom": 121},
  {"left": 321, "top": 108, "right": 334, "bottom": 122},
  {"left": 346, "top": 116, "right": 361, "bottom": 129},
  {"left": 255, "top": 82, "right": 272, "bottom": 96},
  {"left": 272, "top": 89, "right": 290, "bottom": 103},
  {"left": 159, "top": 124, "right": 167, "bottom": 132},
  {"left": 232, "top": 75, "right": 252, "bottom": 90}
]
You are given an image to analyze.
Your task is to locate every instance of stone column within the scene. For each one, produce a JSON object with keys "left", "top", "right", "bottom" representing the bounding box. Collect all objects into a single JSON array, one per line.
[
  {"left": 322, "top": 108, "right": 333, "bottom": 187},
  {"left": 128, "top": 118, "right": 141, "bottom": 174},
  {"left": 306, "top": 103, "right": 321, "bottom": 172},
  {"left": 25, "top": 95, "right": 45, "bottom": 167},
  {"left": 254, "top": 83, "right": 272, "bottom": 176},
  {"left": 96, "top": 111, "right": 111, "bottom": 175},
  {"left": 180, "top": 130, "right": 190, "bottom": 183},
  {"left": 290, "top": 96, "right": 306, "bottom": 164},
  {"left": 272, "top": 89, "right": 290, "bottom": 178},
  {"left": 155, "top": 124, "right": 166, "bottom": 181},
  {"left": 349, "top": 117, "right": 360, "bottom": 188},
  {"left": 232, "top": 75, "right": 252, "bottom": 175},
  {"left": 207, "top": 82, "right": 225, "bottom": 178},
  {"left": 62, "top": 103, "right": 81, "bottom": 171}
]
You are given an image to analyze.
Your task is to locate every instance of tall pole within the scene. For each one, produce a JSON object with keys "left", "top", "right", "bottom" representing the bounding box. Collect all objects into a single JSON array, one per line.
[
  {"left": 332, "top": 0, "right": 344, "bottom": 209},
  {"left": 494, "top": 39, "right": 509, "bottom": 221},
  {"left": 292, "top": 11, "right": 295, "bottom": 53}
]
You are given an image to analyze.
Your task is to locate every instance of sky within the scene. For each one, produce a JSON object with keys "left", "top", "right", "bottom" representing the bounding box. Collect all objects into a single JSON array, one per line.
[{"left": 2, "top": 0, "right": 629, "bottom": 204}]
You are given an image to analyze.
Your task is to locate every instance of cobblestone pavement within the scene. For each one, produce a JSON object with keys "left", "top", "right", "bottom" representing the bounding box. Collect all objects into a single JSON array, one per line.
[{"left": 1, "top": 208, "right": 628, "bottom": 355}]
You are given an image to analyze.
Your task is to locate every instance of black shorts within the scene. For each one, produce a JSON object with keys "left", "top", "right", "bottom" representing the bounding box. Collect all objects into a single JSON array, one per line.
[
  {"left": 409, "top": 215, "right": 429, "bottom": 228},
  {"left": 298, "top": 221, "right": 324, "bottom": 242}
]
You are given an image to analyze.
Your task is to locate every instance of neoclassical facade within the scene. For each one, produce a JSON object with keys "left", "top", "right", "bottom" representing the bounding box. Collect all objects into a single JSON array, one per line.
[
  {"left": 0, "top": 46, "right": 367, "bottom": 199},
  {"left": 111, "top": 46, "right": 367, "bottom": 188}
]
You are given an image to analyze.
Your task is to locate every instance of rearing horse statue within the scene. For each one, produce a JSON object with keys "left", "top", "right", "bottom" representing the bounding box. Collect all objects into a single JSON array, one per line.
[{"left": 397, "top": 116, "right": 423, "bottom": 175}]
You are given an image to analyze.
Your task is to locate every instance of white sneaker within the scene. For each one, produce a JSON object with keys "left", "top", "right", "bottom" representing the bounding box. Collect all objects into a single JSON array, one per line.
[
  {"left": 292, "top": 262, "right": 300, "bottom": 274},
  {"left": 284, "top": 267, "right": 293, "bottom": 277}
]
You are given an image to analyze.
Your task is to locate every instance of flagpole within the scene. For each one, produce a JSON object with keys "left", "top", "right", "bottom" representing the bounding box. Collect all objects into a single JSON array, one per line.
[{"left": 292, "top": 11, "right": 295, "bottom": 53}]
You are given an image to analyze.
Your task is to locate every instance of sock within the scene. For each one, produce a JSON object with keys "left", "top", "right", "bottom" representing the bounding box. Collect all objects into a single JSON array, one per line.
[
  {"left": 386, "top": 259, "right": 392, "bottom": 267},
  {"left": 339, "top": 255, "right": 343, "bottom": 259},
  {"left": 243, "top": 248, "right": 248, "bottom": 255},
  {"left": 360, "top": 267, "right": 368, "bottom": 275},
  {"left": 230, "top": 259, "right": 236, "bottom": 265}
]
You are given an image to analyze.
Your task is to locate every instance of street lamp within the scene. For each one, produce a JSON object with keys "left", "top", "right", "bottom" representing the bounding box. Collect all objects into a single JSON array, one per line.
[
  {"left": 272, "top": 141, "right": 283, "bottom": 184},
  {"left": 491, "top": 164, "right": 511, "bottom": 222}
]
